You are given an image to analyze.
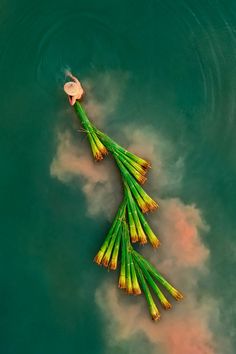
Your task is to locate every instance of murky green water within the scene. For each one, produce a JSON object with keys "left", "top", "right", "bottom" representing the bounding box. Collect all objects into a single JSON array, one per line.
[{"left": 1, "top": 1, "right": 235, "bottom": 353}]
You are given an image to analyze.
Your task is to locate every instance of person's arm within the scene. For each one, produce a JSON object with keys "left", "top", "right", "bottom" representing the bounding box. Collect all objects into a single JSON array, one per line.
[
  {"left": 65, "top": 70, "right": 79, "bottom": 84},
  {"left": 71, "top": 96, "right": 77, "bottom": 105},
  {"left": 68, "top": 95, "right": 73, "bottom": 105}
]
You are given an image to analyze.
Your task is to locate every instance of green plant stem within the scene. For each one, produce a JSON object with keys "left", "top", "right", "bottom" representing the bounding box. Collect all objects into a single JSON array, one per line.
[
  {"left": 134, "top": 261, "right": 160, "bottom": 320},
  {"left": 133, "top": 251, "right": 183, "bottom": 300},
  {"left": 135, "top": 204, "right": 160, "bottom": 248},
  {"left": 135, "top": 255, "right": 171, "bottom": 309}
]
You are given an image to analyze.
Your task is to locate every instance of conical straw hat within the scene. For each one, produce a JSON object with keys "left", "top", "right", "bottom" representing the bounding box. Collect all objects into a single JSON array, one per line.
[{"left": 64, "top": 81, "right": 81, "bottom": 96}]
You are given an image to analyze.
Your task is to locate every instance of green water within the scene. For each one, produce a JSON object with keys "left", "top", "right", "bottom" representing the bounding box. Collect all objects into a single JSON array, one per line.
[{"left": 1, "top": 1, "right": 236, "bottom": 353}]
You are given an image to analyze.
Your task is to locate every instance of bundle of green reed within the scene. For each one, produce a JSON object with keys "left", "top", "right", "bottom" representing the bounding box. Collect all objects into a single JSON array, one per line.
[
  {"left": 93, "top": 196, "right": 183, "bottom": 320},
  {"left": 74, "top": 102, "right": 108, "bottom": 160},
  {"left": 66, "top": 94, "right": 183, "bottom": 321}
]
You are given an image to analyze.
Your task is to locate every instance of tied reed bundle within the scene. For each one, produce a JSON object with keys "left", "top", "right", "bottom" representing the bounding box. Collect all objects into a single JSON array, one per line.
[{"left": 65, "top": 80, "right": 183, "bottom": 321}]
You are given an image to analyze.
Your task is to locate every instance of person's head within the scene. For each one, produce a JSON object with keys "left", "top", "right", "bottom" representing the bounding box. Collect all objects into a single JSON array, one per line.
[{"left": 64, "top": 81, "right": 81, "bottom": 96}]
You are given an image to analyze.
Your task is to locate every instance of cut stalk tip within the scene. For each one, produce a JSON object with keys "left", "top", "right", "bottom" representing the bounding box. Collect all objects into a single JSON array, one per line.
[
  {"left": 133, "top": 287, "right": 142, "bottom": 295},
  {"left": 149, "top": 302, "right": 161, "bottom": 321},
  {"left": 148, "top": 201, "right": 159, "bottom": 211},
  {"left": 102, "top": 257, "right": 110, "bottom": 267},
  {"left": 118, "top": 276, "right": 126, "bottom": 289},
  {"left": 139, "top": 234, "right": 148, "bottom": 245},
  {"left": 94, "top": 152, "right": 104, "bottom": 161},
  {"left": 139, "top": 160, "right": 151, "bottom": 169},
  {"left": 131, "top": 236, "right": 139, "bottom": 243},
  {"left": 138, "top": 175, "right": 147, "bottom": 185},
  {"left": 162, "top": 301, "right": 172, "bottom": 310},
  {"left": 94, "top": 251, "right": 104, "bottom": 265},
  {"left": 151, "top": 238, "right": 161, "bottom": 248},
  {"left": 109, "top": 260, "right": 117, "bottom": 270},
  {"left": 171, "top": 289, "right": 184, "bottom": 301},
  {"left": 151, "top": 311, "right": 161, "bottom": 321},
  {"left": 100, "top": 147, "right": 109, "bottom": 156},
  {"left": 126, "top": 286, "right": 133, "bottom": 295}
]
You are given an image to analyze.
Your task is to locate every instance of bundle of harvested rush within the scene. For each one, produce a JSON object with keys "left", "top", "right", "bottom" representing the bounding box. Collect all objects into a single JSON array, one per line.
[
  {"left": 74, "top": 102, "right": 108, "bottom": 160},
  {"left": 64, "top": 73, "right": 183, "bottom": 320}
]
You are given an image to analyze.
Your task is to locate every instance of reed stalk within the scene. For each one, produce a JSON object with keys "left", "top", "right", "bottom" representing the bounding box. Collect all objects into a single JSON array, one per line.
[
  {"left": 135, "top": 261, "right": 160, "bottom": 320},
  {"left": 133, "top": 251, "right": 183, "bottom": 301}
]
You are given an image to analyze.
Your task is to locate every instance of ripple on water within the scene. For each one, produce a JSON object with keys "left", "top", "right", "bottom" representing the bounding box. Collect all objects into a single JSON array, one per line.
[
  {"left": 169, "top": 1, "right": 236, "bottom": 142},
  {"left": 0, "top": 6, "right": 125, "bottom": 94},
  {"left": 0, "top": 1, "right": 235, "bottom": 140},
  {"left": 35, "top": 11, "right": 126, "bottom": 94}
]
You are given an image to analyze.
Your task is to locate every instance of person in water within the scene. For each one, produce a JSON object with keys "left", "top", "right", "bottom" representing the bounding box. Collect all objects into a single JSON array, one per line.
[{"left": 64, "top": 71, "right": 84, "bottom": 105}]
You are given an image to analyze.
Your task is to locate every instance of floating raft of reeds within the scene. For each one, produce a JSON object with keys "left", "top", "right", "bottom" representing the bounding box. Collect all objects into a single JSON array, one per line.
[{"left": 68, "top": 99, "right": 183, "bottom": 321}]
